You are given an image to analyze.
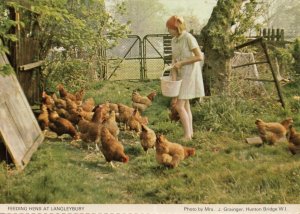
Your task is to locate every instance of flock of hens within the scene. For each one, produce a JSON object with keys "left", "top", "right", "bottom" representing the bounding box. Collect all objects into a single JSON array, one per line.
[
  {"left": 255, "top": 118, "right": 300, "bottom": 154},
  {"left": 37, "top": 84, "right": 195, "bottom": 168},
  {"left": 37, "top": 84, "right": 300, "bottom": 169}
]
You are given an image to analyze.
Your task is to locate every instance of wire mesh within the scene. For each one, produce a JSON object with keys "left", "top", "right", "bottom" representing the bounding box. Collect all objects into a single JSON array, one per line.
[
  {"left": 144, "top": 35, "right": 168, "bottom": 79},
  {"left": 230, "top": 52, "right": 268, "bottom": 98},
  {"left": 106, "top": 34, "right": 169, "bottom": 80},
  {"left": 106, "top": 35, "right": 142, "bottom": 80},
  {"left": 230, "top": 42, "right": 285, "bottom": 107}
]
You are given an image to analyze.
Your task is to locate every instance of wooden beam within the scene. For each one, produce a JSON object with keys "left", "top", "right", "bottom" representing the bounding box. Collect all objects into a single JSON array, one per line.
[
  {"left": 244, "top": 78, "right": 275, "bottom": 82},
  {"left": 232, "top": 61, "right": 268, "bottom": 69},
  {"left": 260, "top": 40, "right": 285, "bottom": 108},
  {"left": 19, "top": 60, "right": 44, "bottom": 71},
  {"left": 235, "top": 37, "right": 263, "bottom": 50},
  {"left": 22, "top": 133, "right": 44, "bottom": 166}
]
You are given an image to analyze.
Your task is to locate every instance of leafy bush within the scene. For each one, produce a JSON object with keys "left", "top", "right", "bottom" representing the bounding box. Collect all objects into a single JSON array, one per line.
[
  {"left": 269, "top": 45, "right": 294, "bottom": 77},
  {"left": 44, "top": 57, "right": 94, "bottom": 92},
  {"left": 0, "top": 1, "right": 19, "bottom": 54}
]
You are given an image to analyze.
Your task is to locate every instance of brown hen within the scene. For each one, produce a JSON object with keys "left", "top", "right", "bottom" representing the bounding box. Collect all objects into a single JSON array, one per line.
[
  {"left": 132, "top": 90, "right": 152, "bottom": 106},
  {"left": 52, "top": 93, "right": 67, "bottom": 109},
  {"left": 255, "top": 118, "right": 293, "bottom": 145},
  {"left": 147, "top": 91, "right": 157, "bottom": 102},
  {"left": 103, "top": 110, "right": 120, "bottom": 139},
  {"left": 78, "top": 105, "right": 107, "bottom": 150},
  {"left": 127, "top": 109, "right": 148, "bottom": 133},
  {"left": 140, "top": 124, "right": 156, "bottom": 152},
  {"left": 74, "top": 88, "right": 85, "bottom": 105},
  {"left": 287, "top": 126, "right": 300, "bottom": 155},
  {"left": 48, "top": 111, "right": 80, "bottom": 140},
  {"left": 169, "top": 98, "right": 180, "bottom": 122},
  {"left": 117, "top": 103, "right": 135, "bottom": 124},
  {"left": 81, "top": 97, "right": 95, "bottom": 112},
  {"left": 155, "top": 134, "right": 195, "bottom": 168},
  {"left": 131, "top": 91, "right": 157, "bottom": 112},
  {"left": 100, "top": 127, "right": 129, "bottom": 167},
  {"left": 37, "top": 104, "right": 49, "bottom": 131},
  {"left": 57, "top": 84, "right": 77, "bottom": 101},
  {"left": 42, "top": 91, "right": 55, "bottom": 110}
]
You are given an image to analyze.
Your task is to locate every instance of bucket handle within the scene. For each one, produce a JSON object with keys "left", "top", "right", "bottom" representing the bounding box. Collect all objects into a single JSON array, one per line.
[{"left": 162, "top": 65, "right": 174, "bottom": 77}]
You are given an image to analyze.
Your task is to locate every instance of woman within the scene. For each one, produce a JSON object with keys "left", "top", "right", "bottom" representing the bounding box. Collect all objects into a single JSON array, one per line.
[{"left": 166, "top": 15, "right": 205, "bottom": 141}]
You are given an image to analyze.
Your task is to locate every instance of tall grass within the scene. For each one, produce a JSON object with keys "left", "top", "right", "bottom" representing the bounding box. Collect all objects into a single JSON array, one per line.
[{"left": 1, "top": 77, "right": 300, "bottom": 204}]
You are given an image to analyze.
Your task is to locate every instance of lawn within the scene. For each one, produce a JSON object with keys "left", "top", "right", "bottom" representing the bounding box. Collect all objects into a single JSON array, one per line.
[{"left": 1, "top": 77, "right": 300, "bottom": 204}]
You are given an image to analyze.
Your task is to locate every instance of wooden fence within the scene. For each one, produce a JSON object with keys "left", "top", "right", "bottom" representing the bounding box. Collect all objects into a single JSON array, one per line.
[{"left": 258, "top": 28, "right": 285, "bottom": 41}]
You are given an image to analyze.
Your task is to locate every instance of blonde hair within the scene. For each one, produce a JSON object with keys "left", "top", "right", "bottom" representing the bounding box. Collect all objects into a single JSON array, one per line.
[{"left": 166, "top": 15, "right": 186, "bottom": 34}]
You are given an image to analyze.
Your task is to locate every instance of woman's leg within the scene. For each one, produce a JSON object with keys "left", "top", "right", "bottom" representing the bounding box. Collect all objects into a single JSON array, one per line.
[
  {"left": 176, "top": 99, "right": 191, "bottom": 140},
  {"left": 184, "top": 100, "right": 193, "bottom": 138}
]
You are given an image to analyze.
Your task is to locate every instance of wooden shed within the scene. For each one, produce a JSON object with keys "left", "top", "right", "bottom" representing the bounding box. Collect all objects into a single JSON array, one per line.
[
  {"left": 6, "top": 3, "right": 43, "bottom": 105},
  {"left": 0, "top": 50, "right": 44, "bottom": 170}
]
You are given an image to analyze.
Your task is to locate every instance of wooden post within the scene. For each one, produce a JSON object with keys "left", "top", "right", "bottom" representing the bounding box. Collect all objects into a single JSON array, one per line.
[
  {"left": 263, "top": 28, "right": 267, "bottom": 38},
  {"left": 260, "top": 39, "right": 285, "bottom": 108},
  {"left": 259, "top": 28, "right": 262, "bottom": 37},
  {"left": 276, "top": 29, "right": 280, "bottom": 41},
  {"left": 15, "top": 9, "right": 21, "bottom": 75},
  {"left": 267, "top": 28, "right": 271, "bottom": 40},
  {"left": 280, "top": 29, "right": 285, "bottom": 41},
  {"left": 271, "top": 28, "right": 275, "bottom": 41}
]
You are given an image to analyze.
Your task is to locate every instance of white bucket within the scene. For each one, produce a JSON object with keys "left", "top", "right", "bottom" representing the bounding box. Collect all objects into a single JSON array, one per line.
[{"left": 160, "top": 68, "right": 182, "bottom": 97}]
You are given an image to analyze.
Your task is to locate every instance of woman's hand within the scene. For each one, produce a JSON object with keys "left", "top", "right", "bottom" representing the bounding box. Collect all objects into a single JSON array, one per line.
[
  {"left": 172, "top": 47, "right": 203, "bottom": 70},
  {"left": 173, "top": 61, "right": 183, "bottom": 70}
]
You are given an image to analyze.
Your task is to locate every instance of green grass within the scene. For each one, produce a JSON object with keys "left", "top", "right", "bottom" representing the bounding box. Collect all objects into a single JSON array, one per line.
[
  {"left": 1, "top": 77, "right": 300, "bottom": 204},
  {"left": 107, "top": 59, "right": 165, "bottom": 80}
]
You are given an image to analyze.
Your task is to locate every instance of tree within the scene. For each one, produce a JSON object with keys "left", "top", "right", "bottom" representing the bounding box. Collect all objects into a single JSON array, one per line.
[
  {"left": 21, "top": 0, "right": 130, "bottom": 89},
  {"left": 200, "top": 0, "right": 263, "bottom": 95},
  {"left": 26, "top": 0, "right": 129, "bottom": 58},
  {"left": 0, "top": 1, "right": 19, "bottom": 54}
]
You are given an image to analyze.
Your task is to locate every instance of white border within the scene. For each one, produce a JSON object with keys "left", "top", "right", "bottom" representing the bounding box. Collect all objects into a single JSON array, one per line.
[{"left": 0, "top": 204, "right": 300, "bottom": 214}]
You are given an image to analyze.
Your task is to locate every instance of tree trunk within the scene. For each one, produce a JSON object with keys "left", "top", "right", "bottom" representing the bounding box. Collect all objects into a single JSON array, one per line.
[
  {"left": 202, "top": 49, "right": 232, "bottom": 95},
  {"left": 200, "top": 0, "right": 243, "bottom": 95}
]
